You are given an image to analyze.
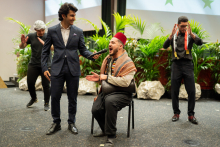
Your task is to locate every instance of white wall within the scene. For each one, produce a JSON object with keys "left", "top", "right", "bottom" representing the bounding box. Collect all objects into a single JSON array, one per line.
[{"left": 0, "top": 0, "right": 45, "bottom": 81}]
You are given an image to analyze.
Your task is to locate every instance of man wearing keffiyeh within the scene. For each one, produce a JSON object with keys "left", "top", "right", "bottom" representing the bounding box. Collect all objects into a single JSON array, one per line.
[
  {"left": 163, "top": 16, "right": 203, "bottom": 125},
  {"left": 86, "top": 32, "right": 137, "bottom": 147}
]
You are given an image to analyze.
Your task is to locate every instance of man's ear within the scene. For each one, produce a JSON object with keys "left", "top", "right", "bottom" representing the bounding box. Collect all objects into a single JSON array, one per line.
[
  {"left": 119, "top": 44, "right": 123, "bottom": 50},
  {"left": 62, "top": 14, "right": 66, "bottom": 20}
]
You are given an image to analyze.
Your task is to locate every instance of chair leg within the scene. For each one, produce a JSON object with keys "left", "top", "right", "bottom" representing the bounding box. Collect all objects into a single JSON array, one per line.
[
  {"left": 91, "top": 115, "right": 94, "bottom": 134},
  {"left": 127, "top": 103, "right": 131, "bottom": 138},
  {"left": 132, "top": 100, "right": 134, "bottom": 129}
]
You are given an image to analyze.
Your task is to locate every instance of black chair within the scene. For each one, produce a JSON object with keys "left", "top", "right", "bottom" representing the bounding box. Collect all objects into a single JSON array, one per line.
[{"left": 91, "top": 99, "right": 134, "bottom": 138}]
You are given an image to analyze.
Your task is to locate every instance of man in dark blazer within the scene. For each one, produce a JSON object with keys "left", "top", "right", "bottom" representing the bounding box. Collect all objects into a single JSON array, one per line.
[{"left": 41, "top": 2, "right": 100, "bottom": 135}]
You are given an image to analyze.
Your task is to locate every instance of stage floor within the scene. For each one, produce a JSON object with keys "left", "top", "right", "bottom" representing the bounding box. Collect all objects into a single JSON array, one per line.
[{"left": 0, "top": 88, "right": 220, "bottom": 147}]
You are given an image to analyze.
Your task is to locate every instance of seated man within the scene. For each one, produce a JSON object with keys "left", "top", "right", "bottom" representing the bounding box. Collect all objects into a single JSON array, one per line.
[{"left": 86, "top": 32, "right": 137, "bottom": 147}]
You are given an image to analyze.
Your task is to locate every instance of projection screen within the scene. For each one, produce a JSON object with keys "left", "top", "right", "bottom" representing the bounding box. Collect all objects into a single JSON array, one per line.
[
  {"left": 45, "top": 0, "right": 102, "bottom": 31},
  {"left": 125, "top": 0, "right": 220, "bottom": 42}
]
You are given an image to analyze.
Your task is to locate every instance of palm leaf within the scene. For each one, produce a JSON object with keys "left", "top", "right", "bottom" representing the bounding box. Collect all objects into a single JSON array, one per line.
[
  {"left": 189, "top": 19, "right": 209, "bottom": 40},
  {"left": 113, "top": 12, "right": 132, "bottom": 34},
  {"left": 46, "top": 18, "right": 56, "bottom": 26},
  {"left": 99, "top": 17, "right": 112, "bottom": 37},
  {"left": 129, "top": 15, "right": 146, "bottom": 35},
  {"left": 79, "top": 18, "right": 100, "bottom": 35},
  {"left": 145, "top": 23, "right": 165, "bottom": 39},
  {"left": 5, "top": 17, "right": 31, "bottom": 35}
]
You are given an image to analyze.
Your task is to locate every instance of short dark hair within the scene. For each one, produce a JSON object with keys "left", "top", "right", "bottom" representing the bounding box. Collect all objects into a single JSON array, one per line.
[
  {"left": 117, "top": 39, "right": 125, "bottom": 48},
  {"left": 178, "top": 16, "right": 188, "bottom": 24},
  {"left": 58, "top": 2, "right": 78, "bottom": 21}
]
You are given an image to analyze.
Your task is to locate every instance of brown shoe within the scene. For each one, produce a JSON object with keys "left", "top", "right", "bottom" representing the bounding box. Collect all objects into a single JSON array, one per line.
[
  {"left": 172, "top": 114, "right": 180, "bottom": 122},
  {"left": 188, "top": 116, "right": 198, "bottom": 125}
]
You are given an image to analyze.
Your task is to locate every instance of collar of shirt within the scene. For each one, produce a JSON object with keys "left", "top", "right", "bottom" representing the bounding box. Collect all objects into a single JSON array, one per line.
[{"left": 60, "top": 23, "right": 71, "bottom": 30}]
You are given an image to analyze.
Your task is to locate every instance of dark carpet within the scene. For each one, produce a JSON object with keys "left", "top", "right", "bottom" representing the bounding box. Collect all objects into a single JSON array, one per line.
[{"left": 0, "top": 88, "right": 220, "bottom": 147}]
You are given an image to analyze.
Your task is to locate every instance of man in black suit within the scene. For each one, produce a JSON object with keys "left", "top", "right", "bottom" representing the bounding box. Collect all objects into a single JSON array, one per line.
[{"left": 41, "top": 2, "right": 100, "bottom": 135}]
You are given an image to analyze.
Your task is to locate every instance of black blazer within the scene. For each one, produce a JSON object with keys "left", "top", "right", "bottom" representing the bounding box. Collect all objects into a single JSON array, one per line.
[{"left": 41, "top": 24, "right": 93, "bottom": 76}]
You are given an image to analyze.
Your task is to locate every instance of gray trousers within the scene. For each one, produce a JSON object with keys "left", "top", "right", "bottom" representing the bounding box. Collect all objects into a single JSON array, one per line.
[{"left": 92, "top": 92, "right": 131, "bottom": 136}]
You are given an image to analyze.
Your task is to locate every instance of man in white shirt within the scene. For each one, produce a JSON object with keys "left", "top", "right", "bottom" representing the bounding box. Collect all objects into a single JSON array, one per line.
[{"left": 41, "top": 2, "right": 100, "bottom": 135}]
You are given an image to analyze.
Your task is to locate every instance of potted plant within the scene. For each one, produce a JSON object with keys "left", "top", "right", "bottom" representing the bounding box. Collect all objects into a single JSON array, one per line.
[{"left": 135, "top": 36, "right": 167, "bottom": 100}]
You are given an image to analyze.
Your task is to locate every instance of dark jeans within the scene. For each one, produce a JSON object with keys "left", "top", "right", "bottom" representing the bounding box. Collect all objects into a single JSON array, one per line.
[
  {"left": 50, "top": 61, "right": 79, "bottom": 124},
  {"left": 92, "top": 92, "right": 132, "bottom": 136},
  {"left": 27, "top": 64, "right": 50, "bottom": 103},
  {"left": 171, "top": 60, "right": 195, "bottom": 116}
]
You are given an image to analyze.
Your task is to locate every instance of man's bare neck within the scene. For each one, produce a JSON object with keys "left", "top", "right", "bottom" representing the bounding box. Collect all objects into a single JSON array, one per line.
[{"left": 61, "top": 21, "right": 70, "bottom": 29}]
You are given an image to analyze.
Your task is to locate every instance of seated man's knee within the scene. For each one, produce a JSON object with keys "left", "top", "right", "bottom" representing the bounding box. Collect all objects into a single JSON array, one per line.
[
  {"left": 91, "top": 104, "right": 100, "bottom": 116},
  {"left": 105, "top": 95, "right": 116, "bottom": 109}
]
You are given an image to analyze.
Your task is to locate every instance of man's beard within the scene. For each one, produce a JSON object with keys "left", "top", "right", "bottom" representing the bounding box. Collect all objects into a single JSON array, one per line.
[{"left": 110, "top": 48, "right": 118, "bottom": 56}]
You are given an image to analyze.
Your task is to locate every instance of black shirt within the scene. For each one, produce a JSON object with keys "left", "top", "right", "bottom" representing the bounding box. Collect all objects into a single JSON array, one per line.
[
  {"left": 26, "top": 32, "right": 52, "bottom": 67},
  {"left": 163, "top": 33, "right": 203, "bottom": 61}
]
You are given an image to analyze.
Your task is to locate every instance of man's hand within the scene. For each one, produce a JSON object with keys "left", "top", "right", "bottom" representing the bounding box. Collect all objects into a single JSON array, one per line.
[
  {"left": 92, "top": 50, "right": 101, "bottom": 60},
  {"left": 86, "top": 72, "right": 100, "bottom": 82},
  {"left": 37, "top": 37, "right": 44, "bottom": 45},
  {"left": 169, "top": 24, "right": 177, "bottom": 40},
  {"left": 188, "top": 22, "right": 196, "bottom": 40},
  {"left": 94, "top": 96, "right": 98, "bottom": 101},
  {"left": 21, "top": 34, "right": 28, "bottom": 44},
  {"left": 100, "top": 74, "right": 107, "bottom": 81},
  {"left": 19, "top": 34, "right": 28, "bottom": 48},
  {"left": 44, "top": 70, "right": 51, "bottom": 81}
]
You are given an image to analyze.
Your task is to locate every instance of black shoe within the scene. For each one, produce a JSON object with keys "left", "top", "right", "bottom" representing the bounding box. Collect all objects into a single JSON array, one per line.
[
  {"left": 93, "top": 132, "right": 106, "bottom": 137},
  {"left": 172, "top": 114, "right": 180, "bottom": 122},
  {"left": 44, "top": 103, "right": 50, "bottom": 111},
  {"left": 46, "top": 123, "right": 61, "bottom": 135},
  {"left": 26, "top": 98, "right": 38, "bottom": 108},
  {"left": 104, "top": 138, "right": 114, "bottom": 147},
  {"left": 68, "top": 123, "right": 78, "bottom": 134},
  {"left": 188, "top": 116, "right": 198, "bottom": 125}
]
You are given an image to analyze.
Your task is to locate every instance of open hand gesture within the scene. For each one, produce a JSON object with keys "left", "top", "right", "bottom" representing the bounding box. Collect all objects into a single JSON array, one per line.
[
  {"left": 187, "top": 22, "right": 193, "bottom": 36},
  {"left": 171, "top": 24, "right": 177, "bottom": 36},
  {"left": 21, "top": 34, "right": 29, "bottom": 44},
  {"left": 169, "top": 24, "right": 177, "bottom": 40},
  {"left": 86, "top": 72, "right": 100, "bottom": 82}
]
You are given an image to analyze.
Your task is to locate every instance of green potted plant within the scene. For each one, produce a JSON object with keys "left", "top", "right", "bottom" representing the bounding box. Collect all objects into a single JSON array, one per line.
[{"left": 135, "top": 35, "right": 167, "bottom": 100}]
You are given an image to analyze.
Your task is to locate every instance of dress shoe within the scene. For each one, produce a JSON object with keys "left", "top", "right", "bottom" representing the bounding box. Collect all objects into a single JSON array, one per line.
[
  {"left": 188, "top": 116, "right": 198, "bottom": 125},
  {"left": 46, "top": 123, "right": 61, "bottom": 135},
  {"left": 26, "top": 98, "right": 38, "bottom": 108},
  {"left": 104, "top": 138, "right": 114, "bottom": 147},
  {"left": 93, "top": 132, "right": 106, "bottom": 137},
  {"left": 172, "top": 114, "right": 180, "bottom": 122},
  {"left": 68, "top": 123, "right": 78, "bottom": 134},
  {"left": 44, "top": 103, "right": 50, "bottom": 111}
]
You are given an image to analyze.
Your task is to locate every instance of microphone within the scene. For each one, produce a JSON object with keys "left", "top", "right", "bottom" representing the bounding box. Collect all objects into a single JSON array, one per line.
[{"left": 88, "top": 49, "right": 108, "bottom": 58}]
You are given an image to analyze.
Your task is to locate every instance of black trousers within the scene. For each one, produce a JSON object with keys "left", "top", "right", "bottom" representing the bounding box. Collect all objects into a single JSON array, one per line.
[
  {"left": 92, "top": 92, "right": 132, "bottom": 136},
  {"left": 27, "top": 64, "right": 50, "bottom": 103},
  {"left": 50, "top": 60, "right": 79, "bottom": 124},
  {"left": 171, "top": 60, "right": 195, "bottom": 116}
]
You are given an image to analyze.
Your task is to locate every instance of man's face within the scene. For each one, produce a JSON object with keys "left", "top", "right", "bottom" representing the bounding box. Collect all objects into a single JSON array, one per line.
[
  {"left": 178, "top": 22, "right": 188, "bottom": 33},
  {"left": 35, "top": 29, "right": 45, "bottom": 37},
  {"left": 62, "top": 10, "right": 76, "bottom": 25},
  {"left": 109, "top": 37, "right": 121, "bottom": 56}
]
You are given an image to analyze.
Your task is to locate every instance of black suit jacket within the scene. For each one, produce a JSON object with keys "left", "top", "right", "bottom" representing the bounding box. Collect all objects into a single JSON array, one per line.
[{"left": 41, "top": 24, "right": 93, "bottom": 76}]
